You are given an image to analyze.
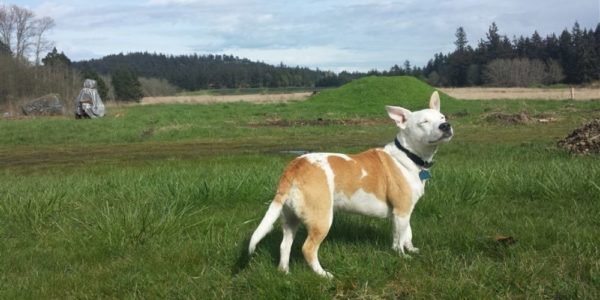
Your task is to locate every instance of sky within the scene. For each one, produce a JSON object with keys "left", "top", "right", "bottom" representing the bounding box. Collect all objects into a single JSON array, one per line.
[{"left": 5, "top": 0, "right": 600, "bottom": 72}]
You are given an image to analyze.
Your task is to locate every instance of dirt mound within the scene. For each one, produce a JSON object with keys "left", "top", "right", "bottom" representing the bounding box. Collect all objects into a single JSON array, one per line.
[
  {"left": 483, "top": 111, "right": 558, "bottom": 124},
  {"left": 483, "top": 112, "right": 533, "bottom": 124},
  {"left": 558, "top": 119, "right": 600, "bottom": 154}
]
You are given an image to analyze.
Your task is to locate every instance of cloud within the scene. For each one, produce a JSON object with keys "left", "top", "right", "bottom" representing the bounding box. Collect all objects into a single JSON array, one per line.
[
  {"left": 147, "top": 0, "right": 197, "bottom": 5},
  {"left": 216, "top": 45, "right": 370, "bottom": 69}
]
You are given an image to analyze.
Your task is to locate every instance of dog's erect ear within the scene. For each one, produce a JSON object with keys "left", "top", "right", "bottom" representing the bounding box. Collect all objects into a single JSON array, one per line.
[
  {"left": 429, "top": 91, "right": 440, "bottom": 111},
  {"left": 386, "top": 105, "right": 411, "bottom": 129}
]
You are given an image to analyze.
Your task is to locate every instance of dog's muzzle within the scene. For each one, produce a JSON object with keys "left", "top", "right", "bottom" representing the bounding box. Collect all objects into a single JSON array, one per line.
[
  {"left": 437, "top": 122, "right": 453, "bottom": 141},
  {"left": 439, "top": 122, "right": 452, "bottom": 133}
]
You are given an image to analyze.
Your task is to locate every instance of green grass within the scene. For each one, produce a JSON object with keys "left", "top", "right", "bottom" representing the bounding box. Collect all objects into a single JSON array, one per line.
[{"left": 1, "top": 76, "right": 600, "bottom": 298}]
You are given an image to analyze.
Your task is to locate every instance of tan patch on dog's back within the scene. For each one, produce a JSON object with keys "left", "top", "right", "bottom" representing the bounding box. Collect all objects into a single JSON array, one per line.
[
  {"left": 327, "top": 149, "right": 413, "bottom": 216},
  {"left": 327, "top": 150, "right": 386, "bottom": 200}
]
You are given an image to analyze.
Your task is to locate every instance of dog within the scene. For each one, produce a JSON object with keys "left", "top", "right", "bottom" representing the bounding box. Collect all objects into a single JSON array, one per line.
[{"left": 248, "top": 91, "right": 453, "bottom": 278}]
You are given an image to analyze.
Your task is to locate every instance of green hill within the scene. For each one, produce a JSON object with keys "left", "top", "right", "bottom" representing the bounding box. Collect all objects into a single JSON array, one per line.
[{"left": 309, "top": 76, "right": 454, "bottom": 114}]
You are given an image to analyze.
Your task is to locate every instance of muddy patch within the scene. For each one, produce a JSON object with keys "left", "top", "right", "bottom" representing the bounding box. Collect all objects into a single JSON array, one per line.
[
  {"left": 558, "top": 119, "right": 600, "bottom": 154},
  {"left": 249, "top": 118, "right": 389, "bottom": 127},
  {"left": 482, "top": 111, "right": 558, "bottom": 124}
]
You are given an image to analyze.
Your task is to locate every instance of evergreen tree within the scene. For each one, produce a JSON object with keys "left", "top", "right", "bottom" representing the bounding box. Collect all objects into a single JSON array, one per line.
[
  {"left": 571, "top": 22, "right": 585, "bottom": 83},
  {"left": 42, "top": 47, "right": 71, "bottom": 67},
  {"left": 448, "top": 27, "right": 472, "bottom": 86},
  {"left": 529, "top": 31, "right": 545, "bottom": 59},
  {"left": 558, "top": 29, "right": 576, "bottom": 82},
  {"left": 112, "top": 69, "right": 143, "bottom": 101},
  {"left": 454, "top": 27, "right": 468, "bottom": 52},
  {"left": 544, "top": 33, "right": 561, "bottom": 61},
  {"left": 579, "top": 29, "right": 599, "bottom": 82},
  {"left": 403, "top": 60, "right": 412, "bottom": 73},
  {"left": 389, "top": 64, "right": 403, "bottom": 75},
  {"left": 485, "top": 22, "right": 502, "bottom": 61},
  {"left": 594, "top": 24, "right": 600, "bottom": 80}
]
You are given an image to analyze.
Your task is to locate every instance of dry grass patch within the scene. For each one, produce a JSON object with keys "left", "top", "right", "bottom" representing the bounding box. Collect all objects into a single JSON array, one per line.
[
  {"left": 440, "top": 87, "right": 600, "bottom": 100},
  {"left": 141, "top": 92, "right": 312, "bottom": 105}
]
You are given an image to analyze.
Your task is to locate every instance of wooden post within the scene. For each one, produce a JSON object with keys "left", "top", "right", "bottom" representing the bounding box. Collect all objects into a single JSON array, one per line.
[{"left": 570, "top": 87, "right": 575, "bottom": 100}]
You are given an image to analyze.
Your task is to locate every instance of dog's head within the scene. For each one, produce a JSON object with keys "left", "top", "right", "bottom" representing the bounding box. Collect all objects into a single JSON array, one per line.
[{"left": 385, "top": 91, "right": 453, "bottom": 147}]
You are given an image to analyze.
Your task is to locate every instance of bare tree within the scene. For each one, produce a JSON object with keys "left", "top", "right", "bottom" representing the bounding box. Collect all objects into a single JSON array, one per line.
[
  {"left": 544, "top": 59, "right": 565, "bottom": 85},
  {"left": 33, "top": 17, "right": 55, "bottom": 65},
  {"left": 0, "top": 5, "right": 54, "bottom": 62},
  {"left": 12, "top": 5, "right": 35, "bottom": 60},
  {"left": 484, "top": 58, "right": 549, "bottom": 87},
  {"left": 0, "top": 5, "right": 15, "bottom": 48}
]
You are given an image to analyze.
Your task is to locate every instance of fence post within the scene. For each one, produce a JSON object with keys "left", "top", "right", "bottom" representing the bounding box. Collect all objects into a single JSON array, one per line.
[{"left": 570, "top": 87, "right": 575, "bottom": 100}]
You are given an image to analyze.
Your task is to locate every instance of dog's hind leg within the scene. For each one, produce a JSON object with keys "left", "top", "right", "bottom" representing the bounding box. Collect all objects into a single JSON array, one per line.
[
  {"left": 302, "top": 208, "right": 333, "bottom": 278},
  {"left": 278, "top": 207, "right": 299, "bottom": 273}
]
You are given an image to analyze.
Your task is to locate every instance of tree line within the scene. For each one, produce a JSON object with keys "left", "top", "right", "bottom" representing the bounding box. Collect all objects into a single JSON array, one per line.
[
  {"left": 422, "top": 22, "right": 600, "bottom": 87},
  {"left": 76, "top": 21, "right": 600, "bottom": 90},
  {"left": 73, "top": 53, "right": 330, "bottom": 90}
]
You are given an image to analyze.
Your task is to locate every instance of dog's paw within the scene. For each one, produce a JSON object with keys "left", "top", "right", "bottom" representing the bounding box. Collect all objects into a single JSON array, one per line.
[
  {"left": 320, "top": 271, "right": 334, "bottom": 279},
  {"left": 278, "top": 265, "right": 290, "bottom": 274},
  {"left": 392, "top": 244, "right": 402, "bottom": 252},
  {"left": 315, "top": 269, "right": 333, "bottom": 279},
  {"left": 406, "top": 246, "right": 420, "bottom": 254}
]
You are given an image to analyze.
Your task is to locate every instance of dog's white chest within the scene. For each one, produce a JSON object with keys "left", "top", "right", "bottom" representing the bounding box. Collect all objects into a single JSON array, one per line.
[{"left": 333, "top": 189, "right": 390, "bottom": 218}]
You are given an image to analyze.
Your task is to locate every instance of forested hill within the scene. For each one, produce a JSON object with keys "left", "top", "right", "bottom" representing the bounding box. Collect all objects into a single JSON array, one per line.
[{"left": 73, "top": 52, "right": 331, "bottom": 90}]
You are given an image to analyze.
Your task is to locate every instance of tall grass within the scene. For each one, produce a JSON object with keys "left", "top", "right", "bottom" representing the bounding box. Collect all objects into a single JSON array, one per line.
[{"left": 1, "top": 80, "right": 599, "bottom": 298}]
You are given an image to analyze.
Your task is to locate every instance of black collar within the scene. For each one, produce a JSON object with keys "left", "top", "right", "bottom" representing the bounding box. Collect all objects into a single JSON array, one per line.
[{"left": 394, "top": 138, "right": 434, "bottom": 169}]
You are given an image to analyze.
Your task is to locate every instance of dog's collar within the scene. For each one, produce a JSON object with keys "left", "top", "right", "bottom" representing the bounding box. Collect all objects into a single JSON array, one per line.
[{"left": 394, "top": 138, "right": 434, "bottom": 169}]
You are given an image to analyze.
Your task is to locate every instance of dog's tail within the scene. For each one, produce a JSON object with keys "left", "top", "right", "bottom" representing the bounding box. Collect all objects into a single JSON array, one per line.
[
  {"left": 248, "top": 201, "right": 283, "bottom": 255},
  {"left": 249, "top": 160, "right": 299, "bottom": 255}
]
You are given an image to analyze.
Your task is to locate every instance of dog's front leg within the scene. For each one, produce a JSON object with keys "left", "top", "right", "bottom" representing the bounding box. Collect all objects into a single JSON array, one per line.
[
  {"left": 403, "top": 223, "right": 419, "bottom": 253},
  {"left": 392, "top": 214, "right": 418, "bottom": 256}
]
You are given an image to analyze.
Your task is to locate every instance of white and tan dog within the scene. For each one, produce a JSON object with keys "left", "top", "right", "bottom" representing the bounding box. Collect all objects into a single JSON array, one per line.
[{"left": 248, "top": 91, "right": 453, "bottom": 278}]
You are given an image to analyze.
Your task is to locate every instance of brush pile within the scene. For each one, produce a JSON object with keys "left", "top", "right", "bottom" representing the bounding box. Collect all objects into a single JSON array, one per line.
[{"left": 558, "top": 119, "right": 600, "bottom": 154}]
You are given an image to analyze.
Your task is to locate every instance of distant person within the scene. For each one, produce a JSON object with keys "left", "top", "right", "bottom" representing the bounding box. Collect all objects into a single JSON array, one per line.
[{"left": 75, "top": 79, "right": 105, "bottom": 119}]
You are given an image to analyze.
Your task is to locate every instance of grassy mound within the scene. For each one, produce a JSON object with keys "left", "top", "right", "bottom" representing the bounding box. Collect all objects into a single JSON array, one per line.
[{"left": 309, "top": 76, "right": 454, "bottom": 113}]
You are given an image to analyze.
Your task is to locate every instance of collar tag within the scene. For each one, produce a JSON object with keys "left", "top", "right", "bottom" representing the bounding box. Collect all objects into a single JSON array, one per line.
[{"left": 419, "top": 169, "right": 431, "bottom": 181}]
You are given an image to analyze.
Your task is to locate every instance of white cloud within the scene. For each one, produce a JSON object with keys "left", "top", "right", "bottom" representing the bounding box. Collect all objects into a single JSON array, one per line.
[
  {"left": 147, "top": 0, "right": 197, "bottom": 5},
  {"left": 217, "top": 46, "right": 370, "bottom": 68}
]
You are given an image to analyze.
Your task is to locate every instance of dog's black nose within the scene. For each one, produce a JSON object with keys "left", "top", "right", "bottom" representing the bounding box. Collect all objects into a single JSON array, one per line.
[{"left": 439, "top": 122, "right": 452, "bottom": 132}]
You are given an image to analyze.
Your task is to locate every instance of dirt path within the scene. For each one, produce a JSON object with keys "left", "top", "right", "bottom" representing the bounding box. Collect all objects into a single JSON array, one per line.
[
  {"left": 440, "top": 87, "right": 600, "bottom": 100},
  {"left": 140, "top": 92, "right": 312, "bottom": 105}
]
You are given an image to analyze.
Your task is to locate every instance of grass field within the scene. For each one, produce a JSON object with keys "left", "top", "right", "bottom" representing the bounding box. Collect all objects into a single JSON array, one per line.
[{"left": 1, "top": 76, "right": 600, "bottom": 299}]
